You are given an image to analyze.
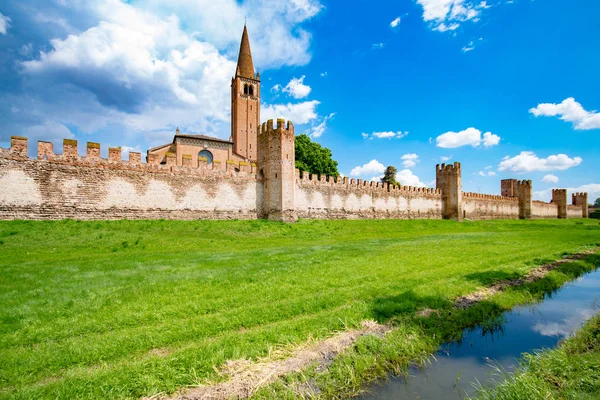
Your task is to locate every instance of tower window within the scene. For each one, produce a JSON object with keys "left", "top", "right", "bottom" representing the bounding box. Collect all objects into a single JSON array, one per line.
[
  {"left": 249, "top": 85, "right": 254, "bottom": 96},
  {"left": 198, "top": 150, "right": 213, "bottom": 164},
  {"left": 243, "top": 84, "right": 249, "bottom": 95}
]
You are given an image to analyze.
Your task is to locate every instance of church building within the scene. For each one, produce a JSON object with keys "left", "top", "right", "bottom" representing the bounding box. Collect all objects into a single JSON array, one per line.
[{"left": 147, "top": 25, "right": 261, "bottom": 166}]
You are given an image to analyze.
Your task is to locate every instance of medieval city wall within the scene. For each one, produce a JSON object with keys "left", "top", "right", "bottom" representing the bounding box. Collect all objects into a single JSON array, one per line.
[
  {"left": 567, "top": 205, "right": 583, "bottom": 219},
  {"left": 0, "top": 138, "right": 262, "bottom": 220},
  {"left": 462, "top": 192, "right": 520, "bottom": 220},
  {"left": 295, "top": 173, "right": 442, "bottom": 220},
  {"left": 532, "top": 201, "right": 558, "bottom": 218}
]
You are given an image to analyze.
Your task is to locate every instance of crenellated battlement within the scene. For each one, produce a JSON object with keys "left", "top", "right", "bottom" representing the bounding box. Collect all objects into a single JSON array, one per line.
[
  {"left": 435, "top": 162, "right": 461, "bottom": 174},
  {"left": 295, "top": 169, "right": 441, "bottom": 196},
  {"left": 259, "top": 118, "right": 294, "bottom": 136},
  {"left": 0, "top": 136, "right": 259, "bottom": 179},
  {"left": 463, "top": 192, "right": 518, "bottom": 202},
  {"left": 0, "top": 134, "right": 589, "bottom": 221}
]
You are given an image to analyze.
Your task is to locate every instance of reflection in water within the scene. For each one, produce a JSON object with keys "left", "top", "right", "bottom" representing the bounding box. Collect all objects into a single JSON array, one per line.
[{"left": 362, "top": 270, "right": 600, "bottom": 400}]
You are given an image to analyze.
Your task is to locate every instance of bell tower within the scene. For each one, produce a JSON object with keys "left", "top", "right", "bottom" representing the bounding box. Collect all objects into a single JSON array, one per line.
[{"left": 231, "top": 25, "right": 260, "bottom": 161}]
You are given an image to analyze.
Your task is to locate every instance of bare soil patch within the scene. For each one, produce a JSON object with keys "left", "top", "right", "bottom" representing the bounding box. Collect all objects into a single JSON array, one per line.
[
  {"left": 454, "top": 250, "right": 596, "bottom": 309},
  {"left": 155, "top": 320, "right": 391, "bottom": 400}
]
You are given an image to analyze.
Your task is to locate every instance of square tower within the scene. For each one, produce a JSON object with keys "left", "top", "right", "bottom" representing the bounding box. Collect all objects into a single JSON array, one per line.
[{"left": 231, "top": 25, "right": 260, "bottom": 162}]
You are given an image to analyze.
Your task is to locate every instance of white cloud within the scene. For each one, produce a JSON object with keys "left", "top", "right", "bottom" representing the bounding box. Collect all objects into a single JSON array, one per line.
[
  {"left": 534, "top": 183, "right": 600, "bottom": 203},
  {"left": 462, "top": 37, "right": 483, "bottom": 52},
  {"left": 320, "top": 71, "right": 327, "bottom": 77},
  {"left": 362, "top": 131, "right": 408, "bottom": 140},
  {"left": 498, "top": 152, "right": 583, "bottom": 173},
  {"left": 271, "top": 84, "right": 282, "bottom": 93},
  {"left": 397, "top": 169, "right": 428, "bottom": 187},
  {"left": 435, "top": 127, "right": 500, "bottom": 148},
  {"left": 372, "top": 42, "right": 385, "bottom": 50},
  {"left": 440, "top": 155, "right": 452, "bottom": 162},
  {"left": 401, "top": 153, "right": 419, "bottom": 168},
  {"left": 11, "top": 0, "right": 325, "bottom": 146},
  {"left": 542, "top": 174, "right": 559, "bottom": 184},
  {"left": 350, "top": 159, "right": 386, "bottom": 177},
  {"left": 262, "top": 100, "right": 320, "bottom": 125},
  {"left": 308, "top": 112, "right": 335, "bottom": 138},
  {"left": 0, "top": 12, "right": 11, "bottom": 35},
  {"left": 281, "top": 76, "right": 312, "bottom": 99},
  {"left": 478, "top": 166, "right": 496, "bottom": 177},
  {"left": 417, "top": 0, "right": 489, "bottom": 32},
  {"left": 529, "top": 98, "right": 600, "bottom": 130},
  {"left": 390, "top": 17, "right": 401, "bottom": 28}
]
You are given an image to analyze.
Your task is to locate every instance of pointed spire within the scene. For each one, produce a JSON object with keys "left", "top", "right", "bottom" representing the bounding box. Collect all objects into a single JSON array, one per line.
[
  {"left": 236, "top": 25, "right": 255, "bottom": 79},
  {"left": 176, "top": 127, "right": 180, "bottom": 135}
]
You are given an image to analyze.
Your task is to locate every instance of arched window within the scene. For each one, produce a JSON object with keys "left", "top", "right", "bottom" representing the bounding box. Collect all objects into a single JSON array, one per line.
[
  {"left": 198, "top": 150, "right": 213, "bottom": 164},
  {"left": 248, "top": 85, "right": 254, "bottom": 96},
  {"left": 243, "top": 84, "right": 249, "bottom": 95}
]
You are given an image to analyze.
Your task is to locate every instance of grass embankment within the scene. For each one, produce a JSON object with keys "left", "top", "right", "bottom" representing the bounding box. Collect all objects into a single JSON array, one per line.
[
  {"left": 474, "top": 314, "right": 600, "bottom": 400},
  {"left": 0, "top": 219, "right": 599, "bottom": 399}
]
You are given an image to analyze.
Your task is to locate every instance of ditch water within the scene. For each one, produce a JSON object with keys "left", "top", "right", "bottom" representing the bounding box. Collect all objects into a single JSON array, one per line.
[{"left": 361, "top": 268, "right": 600, "bottom": 400}]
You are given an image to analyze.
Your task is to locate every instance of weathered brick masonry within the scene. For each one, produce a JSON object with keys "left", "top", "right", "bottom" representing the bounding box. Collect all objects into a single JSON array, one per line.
[{"left": 0, "top": 129, "right": 588, "bottom": 222}]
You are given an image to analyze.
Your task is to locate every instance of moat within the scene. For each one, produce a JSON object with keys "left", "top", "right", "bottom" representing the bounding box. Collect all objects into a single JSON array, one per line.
[{"left": 362, "top": 267, "right": 600, "bottom": 400}]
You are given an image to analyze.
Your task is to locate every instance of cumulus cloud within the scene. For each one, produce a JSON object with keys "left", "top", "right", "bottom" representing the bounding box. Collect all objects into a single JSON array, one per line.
[
  {"left": 0, "top": 12, "right": 11, "bottom": 35},
  {"left": 3, "top": 0, "right": 325, "bottom": 149},
  {"left": 401, "top": 153, "right": 419, "bottom": 168},
  {"left": 416, "top": 0, "right": 490, "bottom": 32},
  {"left": 362, "top": 131, "right": 408, "bottom": 140},
  {"left": 498, "top": 152, "right": 582, "bottom": 173},
  {"left": 542, "top": 174, "right": 559, "bottom": 184},
  {"left": 529, "top": 98, "right": 600, "bottom": 130},
  {"left": 435, "top": 127, "right": 500, "bottom": 148},
  {"left": 349, "top": 159, "right": 386, "bottom": 177},
  {"left": 478, "top": 165, "right": 496, "bottom": 177},
  {"left": 397, "top": 169, "right": 428, "bottom": 187},
  {"left": 281, "top": 76, "right": 312, "bottom": 99},
  {"left": 534, "top": 183, "right": 600, "bottom": 203},
  {"left": 440, "top": 155, "right": 452, "bottom": 162},
  {"left": 390, "top": 17, "right": 401, "bottom": 28},
  {"left": 262, "top": 100, "right": 320, "bottom": 125},
  {"left": 308, "top": 112, "right": 335, "bottom": 138}
]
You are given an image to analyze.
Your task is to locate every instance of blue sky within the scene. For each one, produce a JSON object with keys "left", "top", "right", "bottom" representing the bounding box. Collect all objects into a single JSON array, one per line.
[{"left": 0, "top": 0, "right": 599, "bottom": 201}]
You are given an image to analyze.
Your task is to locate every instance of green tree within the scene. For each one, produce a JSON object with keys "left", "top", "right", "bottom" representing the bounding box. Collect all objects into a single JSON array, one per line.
[
  {"left": 594, "top": 198, "right": 600, "bottom": 207},
  {"left": 381, "top": 166, "right": 400, "bottom": 186},
  {"left": 295, "top": 134, "right": 339, "bottom": 178}
]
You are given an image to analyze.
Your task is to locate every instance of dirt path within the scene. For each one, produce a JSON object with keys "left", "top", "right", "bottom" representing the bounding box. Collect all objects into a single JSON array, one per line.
[{"left": 156, "top": 249, "right": 597, "bottom": 400}]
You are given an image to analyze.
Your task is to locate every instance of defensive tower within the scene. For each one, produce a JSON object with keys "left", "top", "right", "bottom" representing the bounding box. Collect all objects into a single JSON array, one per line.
[
  {"left": 436, "top": 162, "right": 463, "bottom": 220},
  {"left": 572, "top": 192, "right": 588, "bottom": 218},
  {"left": 257, "top": 119, "right": 297, "bottom": 222},
  {"left": 552, "top": 189, "right": 568, "bottom": 219},
  {"left": 231, "top": 25, "right": 260, "bottom": 161},
  {"left": 501, "top": 179, "right": 532, "bottom": 219}
]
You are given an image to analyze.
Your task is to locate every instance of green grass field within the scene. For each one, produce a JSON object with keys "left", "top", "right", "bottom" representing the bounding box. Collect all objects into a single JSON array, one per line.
[{"left": 1, "top": 219, "right": 599, "bottom": 399}]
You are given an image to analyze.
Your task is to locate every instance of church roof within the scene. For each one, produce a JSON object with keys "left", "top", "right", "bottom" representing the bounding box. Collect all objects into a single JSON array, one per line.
[
  {"left": 175, "top": 133, "right": 233, "bottom": 144},
  {"left": 235, "top": 25, "right": 255, "bottom": 79}
]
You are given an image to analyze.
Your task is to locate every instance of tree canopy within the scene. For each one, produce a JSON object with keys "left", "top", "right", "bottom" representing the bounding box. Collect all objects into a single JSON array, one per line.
[
  {"left": 594, "top": 197, "right": 600, "bottom": 207},
  {"left": 381, "top": 166, "right": 400, "bottom": 186},
  {"left": 295, "top": 134, "right": 339, "bottom": 178}
]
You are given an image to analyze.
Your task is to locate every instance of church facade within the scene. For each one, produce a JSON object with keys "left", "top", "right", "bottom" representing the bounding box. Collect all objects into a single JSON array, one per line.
[{"left": 147, "top": 25, "right": 261, "bottom": 167}]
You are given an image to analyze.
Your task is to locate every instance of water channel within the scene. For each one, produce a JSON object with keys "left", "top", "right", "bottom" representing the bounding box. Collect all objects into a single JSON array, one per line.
[{"left": 361, "top": 268, "right": 600, "bottom": 400}]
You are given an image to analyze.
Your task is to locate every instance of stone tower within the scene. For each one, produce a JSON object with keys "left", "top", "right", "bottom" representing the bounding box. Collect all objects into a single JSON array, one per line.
[
  {"left": 436, "top": 162, "right": 463, "bottom": 220},
  {"left": 257, "top": 119, "right": 297, "bottom": 222},
  {"left": 501, "top": 179, "right": 532, "bottom": 219},
  {"left": 231, "top": 25, "right": 260, "bottom": 161},
  {"left": 572, "top": 192, "right": 588, "bottom": 218},
  {"left": 552, "top": 189, "right": 568, "bottom": 219}
]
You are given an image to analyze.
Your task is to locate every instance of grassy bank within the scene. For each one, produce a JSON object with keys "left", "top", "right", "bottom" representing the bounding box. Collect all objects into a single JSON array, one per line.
[
  {"left": 0, "top": 219, "right": 599, "bottom": 399},
  {"left": 474, "top": 313, "right": 600, "bottom": 400}
]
